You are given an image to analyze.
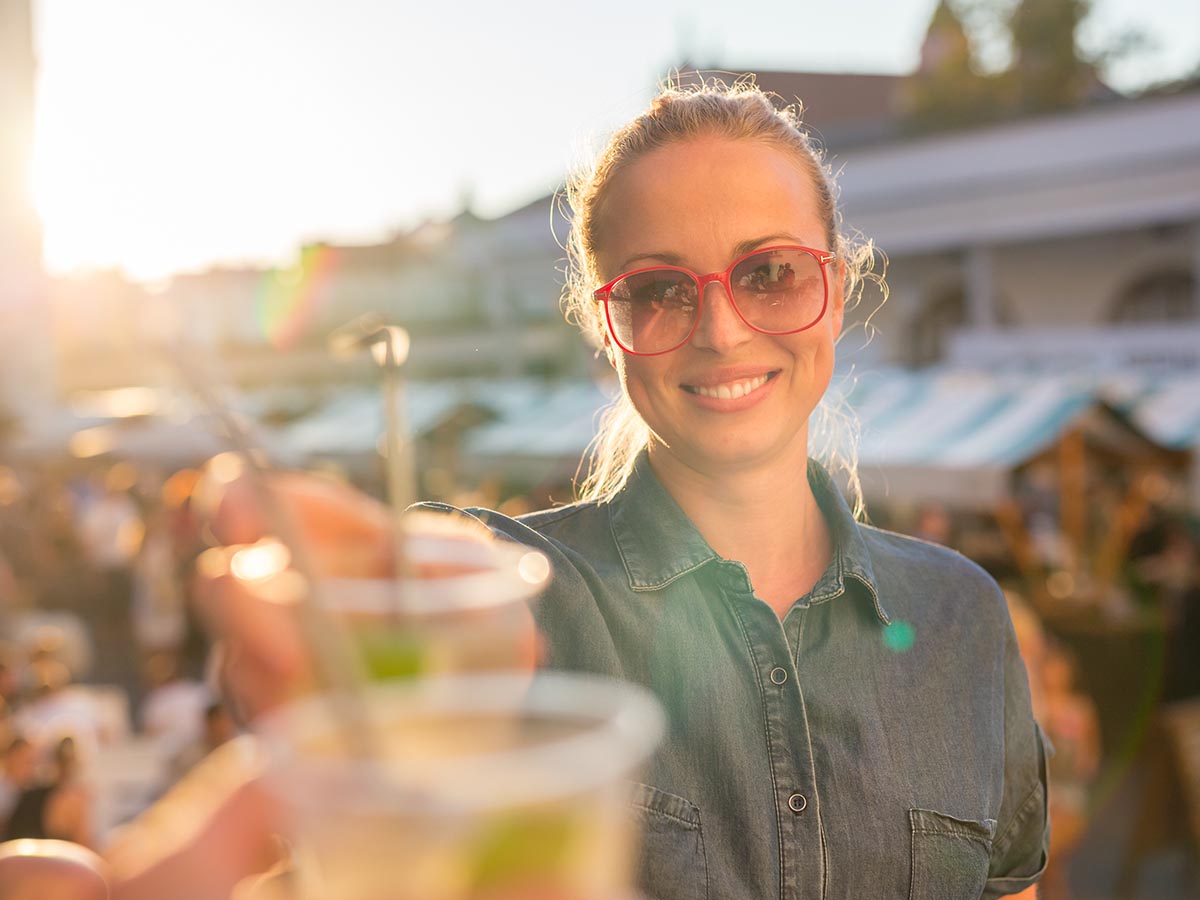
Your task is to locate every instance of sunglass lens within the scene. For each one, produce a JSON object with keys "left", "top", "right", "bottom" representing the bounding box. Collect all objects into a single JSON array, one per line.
[
  {"left": 607, "top": 270, "right": 698, "bottom": 353},
  {"left": 730, "top": 248, "right": 826, "bottom": 333}
]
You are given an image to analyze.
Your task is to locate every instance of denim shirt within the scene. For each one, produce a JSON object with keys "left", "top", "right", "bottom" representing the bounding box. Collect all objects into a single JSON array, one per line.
[{"left": 436, "top": 454, "right": 1049, "bottom": 900}]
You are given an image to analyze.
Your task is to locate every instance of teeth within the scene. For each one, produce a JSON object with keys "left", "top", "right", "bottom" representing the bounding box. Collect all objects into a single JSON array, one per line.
[{"left": 692, "top": 374, "right": 769, "bottom": 400}]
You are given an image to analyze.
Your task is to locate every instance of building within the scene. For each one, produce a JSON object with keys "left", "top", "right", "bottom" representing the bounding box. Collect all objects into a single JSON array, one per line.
[
  {"left": 833, "top": 87, "right": 1200, "bottom": 375},
  {"left": 0, "top": 0, "right": 52, "bottom": 420}
]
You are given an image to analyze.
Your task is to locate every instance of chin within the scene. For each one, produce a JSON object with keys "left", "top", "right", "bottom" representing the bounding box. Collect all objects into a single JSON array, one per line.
[{"left": 656, "top": 429, "right": 804, "bottom": 474}]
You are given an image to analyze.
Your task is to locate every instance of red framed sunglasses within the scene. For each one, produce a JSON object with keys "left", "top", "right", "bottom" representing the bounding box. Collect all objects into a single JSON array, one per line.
[{"left": 594, "top": 245, "right": 836, "bottom": 356}]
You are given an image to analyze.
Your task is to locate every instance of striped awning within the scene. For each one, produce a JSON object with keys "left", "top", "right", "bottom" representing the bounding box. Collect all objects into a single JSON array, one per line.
[
  {"left": 461, "top": 380, "right": 617, "bottom": 479},
  {"left": 842, "top": 370, "right": 1097, "bottom": 469},
  {"left": 1102, "top": 372, "right": 1200, "bottom": 451},
  {"left": 274, "top": 369, "right": 1195, "bottom": 502},
  {"left": 832, "top": 368, "right": 1177, "bottom": 507}
]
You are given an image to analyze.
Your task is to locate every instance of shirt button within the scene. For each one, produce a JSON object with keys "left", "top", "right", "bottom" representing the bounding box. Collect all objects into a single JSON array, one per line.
[
  {"left": 788, "top": 793, "right": 808, "bottom": 814},
  {"left": 769, "top": 667, "right": 788, "bottom": 685}
]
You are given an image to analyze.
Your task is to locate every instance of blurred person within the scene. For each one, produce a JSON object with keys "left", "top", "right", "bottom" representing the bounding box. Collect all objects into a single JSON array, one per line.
[
  {"left": 169, "top": 700, "right": 236, "bottom": 781},
  {"left": 74, "top": 469, "right": 144, "bottom": 574},
  {"left": 0, "top": 737, "right": 36, "bottom": 832},
  {"left": 2, "top": 736, "right": 94, "bottom": 848},
  {"left": 912, "top": 501, "right": 955, "bottom": 546},
  {"left": 1037, "top": 646, "right": 1100, "bottom": 900},
  {"left": 138, "top": 651, "right": 210, "bottom": 757},
  {"left": 1005, "top": 590, "right": 1049, "bottom": 714},
  {"left": 0, "top": 647, "right": 19, "bottom": 711},
  {"left": 13, "top": 657, "right": 105, "bottom": 775},
  {"left": 2, "top": 80, "right": 1050, "bottom": 899},
  {"left": 131, "top": 505, "right": 189, "bottom": 657},
  {"left": 74, "top": 468, "right": 145, "bottom": 691}
]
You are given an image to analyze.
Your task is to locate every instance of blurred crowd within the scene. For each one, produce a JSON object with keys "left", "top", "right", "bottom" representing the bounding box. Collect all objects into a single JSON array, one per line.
[
  {"left": 0, "top": 455, "right": 1197, "bottom": 896},
  {"left": 0, "top": 460, "right": 237, "bottom": 850}
]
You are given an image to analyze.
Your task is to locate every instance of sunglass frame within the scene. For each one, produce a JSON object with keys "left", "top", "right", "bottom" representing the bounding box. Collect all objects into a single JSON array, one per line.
[{"left": 594, "top": 244, "right": 837, "bottom": 356}]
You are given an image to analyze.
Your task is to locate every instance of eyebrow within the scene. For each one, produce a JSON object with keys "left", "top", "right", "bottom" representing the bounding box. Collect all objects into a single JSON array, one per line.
[{"left": 617, "top": 233, "right": 808, "bottom": 273}]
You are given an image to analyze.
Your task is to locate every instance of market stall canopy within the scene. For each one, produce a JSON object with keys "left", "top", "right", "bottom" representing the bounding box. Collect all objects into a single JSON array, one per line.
[
  {"left": 836, "top": 369, "right": 1171, "bottom": 508},
  {"left": 1101, "top": 372, "right": 1200, "bottom": 452},
  {"left": 281, "top": 379, "right": 589, "bottom": 461},
  {"left": 4, "top": 410, "right": 294, "bottom": 468},
  {"left": 460, "top": 380, "right": 617, "bottom": 482}
]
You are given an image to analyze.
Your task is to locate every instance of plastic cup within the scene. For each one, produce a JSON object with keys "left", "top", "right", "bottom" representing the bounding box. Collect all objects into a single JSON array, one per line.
[
  {"left": 319, "top": 518, "right": 551, "bottom": 680},
  {"left": 257, "top": 673, "right": 665, "bottom": 900}
]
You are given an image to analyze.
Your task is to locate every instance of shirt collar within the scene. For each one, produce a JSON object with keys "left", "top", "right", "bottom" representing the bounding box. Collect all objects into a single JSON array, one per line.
[{"left": 607, "top": 452, "right": 890, "bottom": 624}]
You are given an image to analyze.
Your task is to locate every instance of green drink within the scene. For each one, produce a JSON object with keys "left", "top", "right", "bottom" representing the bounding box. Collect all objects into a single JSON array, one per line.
[
  {"left": 258, "top": 674, "right": 665, "bottom": 900},
  {"left": 321, "top": 519, "right": 551, "bottom": 680}
]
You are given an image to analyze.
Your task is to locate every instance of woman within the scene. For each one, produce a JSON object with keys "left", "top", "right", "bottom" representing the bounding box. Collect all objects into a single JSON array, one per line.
[
  {"left": 4, "top": 81, "right": 1049, "bottom": 899},
  {"left": 422, "top": 82, "right": 1050, "bottom": 899}
]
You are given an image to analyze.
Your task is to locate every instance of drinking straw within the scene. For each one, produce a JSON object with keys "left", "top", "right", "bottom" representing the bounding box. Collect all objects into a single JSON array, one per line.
[
  {"left": 165, "top": 346, "right": 381, "bottom": 762},
  {"left": 328, "top": 316, "right": 416, "bottom": 589}
]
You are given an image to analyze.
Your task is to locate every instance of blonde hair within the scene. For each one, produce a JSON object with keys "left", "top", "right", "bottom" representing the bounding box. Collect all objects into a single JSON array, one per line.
[{"left": 563, "top": 76, "right": 884, "bottom": 516}]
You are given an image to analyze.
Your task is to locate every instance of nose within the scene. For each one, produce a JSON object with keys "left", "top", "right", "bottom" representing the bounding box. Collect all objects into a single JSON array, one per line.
[{"left": 689, "top": 280, "right": 755, "bottom": 353}]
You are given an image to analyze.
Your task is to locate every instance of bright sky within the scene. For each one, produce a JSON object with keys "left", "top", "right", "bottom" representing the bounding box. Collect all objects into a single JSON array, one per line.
[{"left": 28, "top": 0, "right": 1200, "bottom": 282}]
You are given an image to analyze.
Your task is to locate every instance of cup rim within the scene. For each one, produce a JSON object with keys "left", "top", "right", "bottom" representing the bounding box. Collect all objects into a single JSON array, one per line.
[
  {"left": 255, "top": 673, "right": 665, "bottom": 814},
  {"left": 319, "top": 534, "right": 551, "bottom": 617}
]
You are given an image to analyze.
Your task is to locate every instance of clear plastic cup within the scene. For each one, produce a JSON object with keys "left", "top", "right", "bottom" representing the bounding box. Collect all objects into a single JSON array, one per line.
[
  {"left": 257, "top": 673, "right": 665, "bottom": 900},
  {"left": 318, "top": 518, "right": 551, "bottom": 680}
]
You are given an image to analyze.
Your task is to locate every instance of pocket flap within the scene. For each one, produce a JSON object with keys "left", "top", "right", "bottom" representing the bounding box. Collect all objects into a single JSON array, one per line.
[
  {"left": 630, "top": 782, "right": 702, "bottom": 829},
  {"left": 909, "top": 808, "right": 997, "bottom": 844}
]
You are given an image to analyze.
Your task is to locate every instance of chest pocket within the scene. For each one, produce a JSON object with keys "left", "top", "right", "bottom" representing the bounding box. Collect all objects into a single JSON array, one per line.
[
  {"left": 631, "top": 783, "right": 708, "bottom": 900},
  {"left": 908, "top": 808, "right": 996, "bottom": 900}
]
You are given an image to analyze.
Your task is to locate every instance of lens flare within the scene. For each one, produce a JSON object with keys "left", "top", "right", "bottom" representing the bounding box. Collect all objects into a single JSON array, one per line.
[
  {"left": 256, "top": 245, "right": 338, "bottom": 349},
  {"left": 883, "top": 620, "right": 916, "bottom": 653}
]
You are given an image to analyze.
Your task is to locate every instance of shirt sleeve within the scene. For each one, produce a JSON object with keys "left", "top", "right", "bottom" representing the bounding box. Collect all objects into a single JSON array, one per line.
[{"left": 983, "top": 616, "right": 1052, "bottom": 898}]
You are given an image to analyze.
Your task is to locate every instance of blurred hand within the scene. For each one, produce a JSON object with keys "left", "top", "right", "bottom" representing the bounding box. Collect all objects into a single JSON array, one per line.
[
  {"left": 192, "top": 461, "right": 542, "bottom": 720},
  {"left": 192, "top": 464, "right": 396, "bottom": 719},
  {"left": 22, "top": 461, "right": 541, "bottom": 900},
  {"left": 0, "top": 840, "right": 108, "bottom": 900},
  {"left": 105, "top": 737, "right": 286, "bottom": 900}
]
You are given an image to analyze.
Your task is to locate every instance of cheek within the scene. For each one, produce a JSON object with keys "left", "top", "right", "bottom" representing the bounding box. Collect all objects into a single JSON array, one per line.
[{"left": 617, "top": 356, "right": 671, "bottom": 417}]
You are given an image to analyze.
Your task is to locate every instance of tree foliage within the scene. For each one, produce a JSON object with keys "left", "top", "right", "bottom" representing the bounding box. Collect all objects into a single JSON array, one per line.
[{"left": 903, "top": 0, "right": 1131, "bottom": 131}]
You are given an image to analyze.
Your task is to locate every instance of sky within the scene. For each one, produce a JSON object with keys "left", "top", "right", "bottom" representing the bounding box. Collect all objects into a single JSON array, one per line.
[{"left": 27, "top": 0, "right": 1200, "bottom": 282}]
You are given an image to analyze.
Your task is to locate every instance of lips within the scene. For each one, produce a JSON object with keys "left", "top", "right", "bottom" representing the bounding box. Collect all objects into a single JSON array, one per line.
[{"left": 681, "top": 371, "right": 778, "bottom": 399}]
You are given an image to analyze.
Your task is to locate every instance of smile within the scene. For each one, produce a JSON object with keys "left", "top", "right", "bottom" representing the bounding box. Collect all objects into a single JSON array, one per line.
[{"left": 682, "top": 372, "right": 777, "bottom": 400}]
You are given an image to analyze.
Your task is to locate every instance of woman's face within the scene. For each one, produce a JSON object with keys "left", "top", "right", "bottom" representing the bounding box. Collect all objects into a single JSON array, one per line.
[{"left": 594, "top": 137, "right": 844, "bottom": 476}]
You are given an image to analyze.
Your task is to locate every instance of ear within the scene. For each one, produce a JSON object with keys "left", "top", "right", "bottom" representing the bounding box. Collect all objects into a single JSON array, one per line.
[{"left": 601, "top": 332, "right": 616, "bottom": 368}]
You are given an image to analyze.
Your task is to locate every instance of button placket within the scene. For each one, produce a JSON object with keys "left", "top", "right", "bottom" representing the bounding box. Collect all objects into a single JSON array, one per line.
[{"left": 727, "top": 596, "right": 824, "bottom": 899}]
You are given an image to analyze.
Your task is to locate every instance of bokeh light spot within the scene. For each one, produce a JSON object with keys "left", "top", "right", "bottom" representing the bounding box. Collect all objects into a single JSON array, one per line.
[
  {"left": 517, "top": 551, "right": 551, "bottom": 586},
  {"left": 883, "top": 619, "right": 916, "bottom": 653},
  {"left": 231, "top": 539, "right": 291, "bottom": 582}
]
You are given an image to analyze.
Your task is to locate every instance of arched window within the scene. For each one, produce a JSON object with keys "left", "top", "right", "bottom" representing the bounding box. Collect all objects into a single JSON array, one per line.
[
  {"left": 908, "top": 286, "right": 966, "bottom": 367},
  {"left": 1109, "top": 269, "right": 1196, "bottom": 323}
]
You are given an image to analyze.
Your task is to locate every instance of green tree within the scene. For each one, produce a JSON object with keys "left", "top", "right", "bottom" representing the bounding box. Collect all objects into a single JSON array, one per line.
[
  {"left": 1008, "top": 0, "right": 1098, "bottom": 112},
  {"left": 904, "top": 0, "right": 1154, "bottom": 132},
  {"left": 903, "top": 0, "right": 1013, "bottom": 130}
]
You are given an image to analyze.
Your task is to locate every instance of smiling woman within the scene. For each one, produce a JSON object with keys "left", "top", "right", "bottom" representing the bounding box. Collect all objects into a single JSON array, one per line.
[
  {"left": 565, "top": 86, "right": 882, "bottom": 514},
  {"left": 492, "top": 82, "right": 1052, "bottom": 898}
]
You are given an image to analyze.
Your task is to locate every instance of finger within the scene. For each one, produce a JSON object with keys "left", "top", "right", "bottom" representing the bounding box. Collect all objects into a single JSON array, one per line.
[
  {"left": 108, "top": 742, "right": 284, "bottom": 900},
  {"left": 192, "top": 555, "right": 315, "bottom": 718},
  {"left": 0, "top": 841, "right": 109, "bottom": 900},
  {"left": 198, "top": 458, "right": 392, "bottom": 556}
]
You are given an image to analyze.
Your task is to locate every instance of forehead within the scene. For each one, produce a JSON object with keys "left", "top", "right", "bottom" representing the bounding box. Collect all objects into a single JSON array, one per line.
[{"left": 594, "top": 137, "right": 825, "bottom": 272}]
